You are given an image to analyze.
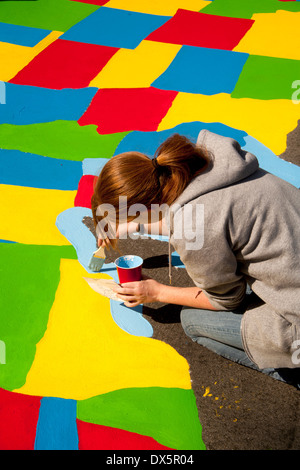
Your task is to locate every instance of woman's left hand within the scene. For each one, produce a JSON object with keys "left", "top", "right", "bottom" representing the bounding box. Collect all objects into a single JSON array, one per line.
[{"left": 112, "top": 275, "right": 161, "bottom": 307}]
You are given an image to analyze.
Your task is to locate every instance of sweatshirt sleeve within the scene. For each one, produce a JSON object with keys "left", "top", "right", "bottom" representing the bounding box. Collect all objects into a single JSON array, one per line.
[{"left": 171, "top": 207, "right": 246, "bottom": 311}]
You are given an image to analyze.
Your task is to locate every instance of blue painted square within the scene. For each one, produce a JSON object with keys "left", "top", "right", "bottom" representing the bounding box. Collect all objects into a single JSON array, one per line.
[
  {"left": 61, "top": 7, "right": 171, "bottom": 49},
  {"left": 0, "top": 82, "right": 97, "bottom": 125},
  {"left": 0, "top": 21, "right": 51, "bottom": 47},
  {"left": 34, "top": 398, "right": 78, "bottom": 450},
  {"left": 0, "top": 149, "right": 82, "bottom": 190},
  {"left": 152, "top": 46, "right": 249, "bottom": 95}
]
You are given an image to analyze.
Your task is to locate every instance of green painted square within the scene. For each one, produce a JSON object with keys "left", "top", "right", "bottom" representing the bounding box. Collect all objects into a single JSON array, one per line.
[
  {"left": 77, "top": 387, "right": 206, "bottom": 450},
  {"left": 0, "top": 121, "right": 129, "bottom": 160},
  {"left": 0, "top": 0, "right": 99, "bottom": 32},
  {"left": 231, "top": 55, "right": 300, "bottom": 100},
  {"left": 200, "top": 0, "right": 300, "bottom": 19}
]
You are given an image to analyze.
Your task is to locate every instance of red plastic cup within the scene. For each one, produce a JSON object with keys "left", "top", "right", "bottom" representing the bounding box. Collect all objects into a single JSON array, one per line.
[{"left": 115, "top": 255, "right": 143, "bottom": 284}]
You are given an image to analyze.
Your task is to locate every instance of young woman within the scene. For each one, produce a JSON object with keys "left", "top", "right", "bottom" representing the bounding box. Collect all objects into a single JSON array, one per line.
[{"left": 91, "top": 130, "right": 300, "bottom": 386}]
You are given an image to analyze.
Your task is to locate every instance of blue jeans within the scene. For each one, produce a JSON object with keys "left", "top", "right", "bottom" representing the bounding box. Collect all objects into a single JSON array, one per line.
[{"left": 180, "top": 293, "right": 300, "bottom": 388}]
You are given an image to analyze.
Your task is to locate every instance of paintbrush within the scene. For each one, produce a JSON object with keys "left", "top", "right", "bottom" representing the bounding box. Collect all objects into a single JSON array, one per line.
[
  {"left": 169, "top": 238, "right": 172, "bottom": 285},
  {"left": 88, "top": 245, "right": 106, "bottom": 272}
]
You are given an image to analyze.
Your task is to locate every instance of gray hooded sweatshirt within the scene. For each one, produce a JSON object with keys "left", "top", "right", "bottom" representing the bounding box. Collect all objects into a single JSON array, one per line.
[{"left": 168, "top": 129, "right": 300, "bottom": 370}]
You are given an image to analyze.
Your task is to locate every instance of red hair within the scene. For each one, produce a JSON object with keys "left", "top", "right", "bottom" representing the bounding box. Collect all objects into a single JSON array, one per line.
[{"left": 91, "top": 134, "right": 210, "bottom": 247}]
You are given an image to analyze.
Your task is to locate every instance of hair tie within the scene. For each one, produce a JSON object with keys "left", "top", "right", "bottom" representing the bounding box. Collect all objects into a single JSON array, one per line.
[{"left": 152, "top": 157, "right": 159, "bottom": 170}]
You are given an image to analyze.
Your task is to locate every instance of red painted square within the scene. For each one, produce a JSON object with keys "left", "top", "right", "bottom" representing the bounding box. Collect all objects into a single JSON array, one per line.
[
  {"left": 74, "top": 175, "right": 96, "bottom": 208},
  {"left": 147, "top": 9, "right": 254, "bottom": 51},
  {"left": 0, "top": 388, "right": 42, "bottom": 450},
  {"left": 71, "top": 0, "right": 109, "bottom": 4},
  {"left": 78, "top": 87, "right": 177, "bottom": 134},
  {"left": 77, "top": 419, "right": 173, "bottom": 450},
  {"left": 10, "top": 39, "right": 119, "bottom": 89}
]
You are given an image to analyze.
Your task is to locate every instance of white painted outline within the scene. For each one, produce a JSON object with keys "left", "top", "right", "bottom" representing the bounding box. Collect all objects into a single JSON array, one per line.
[{"left": 0, "top": 81, "right": 6, "bottom": 105}]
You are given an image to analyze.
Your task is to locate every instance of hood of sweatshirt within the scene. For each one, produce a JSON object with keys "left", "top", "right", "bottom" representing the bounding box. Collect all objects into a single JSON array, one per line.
[
  {"left": 167, "top": 129, "right": 260, "bottom": 284},
  {"left": 172, "top": 129, "right": 259, "bottom": 210}
]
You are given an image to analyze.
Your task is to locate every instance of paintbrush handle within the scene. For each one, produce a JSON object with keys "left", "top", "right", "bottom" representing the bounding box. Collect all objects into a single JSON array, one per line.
[
  {"left": 168, "top": 235, "right": 172, "bottom": 285},
  {"left": 94, "top": 246, "right": 106, "bottom": 258}
]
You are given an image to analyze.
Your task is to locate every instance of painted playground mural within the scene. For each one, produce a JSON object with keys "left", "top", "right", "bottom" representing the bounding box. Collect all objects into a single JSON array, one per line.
[{"left": 0, "top": 0, "right": 300, "bottom": 450}]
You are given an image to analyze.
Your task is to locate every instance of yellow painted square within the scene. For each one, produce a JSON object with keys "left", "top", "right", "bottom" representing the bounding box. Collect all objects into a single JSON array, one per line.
[
  {"left": 0, "top": 184, "right": 75, "bottom": 245},
  {"left": 104, "top": 0, "right": 211, "bottom": 16},
  {"left": 158, "top": 92, "right": 300, "bottom": 155},
  {"left": 90, "top": 40, "right": 181, "bottom": 89},
  {"left": 15, "top": 259, "right": 191, "bottom": 399},
  {"left": 234, "top": 11, "right": 300, "bottom": 60}
]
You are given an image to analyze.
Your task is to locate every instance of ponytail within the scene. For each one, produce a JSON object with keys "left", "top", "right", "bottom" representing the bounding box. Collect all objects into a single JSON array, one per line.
[{"left": 153, "top": 133, "right": 210, "bottom": 205}]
